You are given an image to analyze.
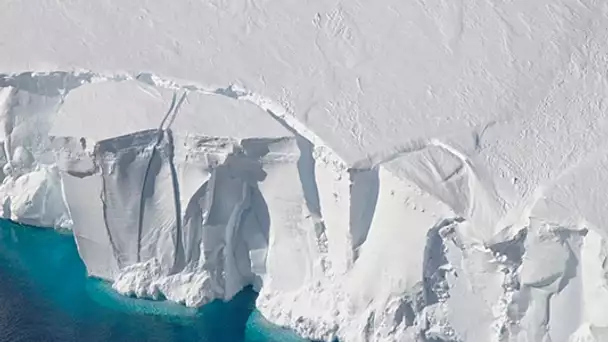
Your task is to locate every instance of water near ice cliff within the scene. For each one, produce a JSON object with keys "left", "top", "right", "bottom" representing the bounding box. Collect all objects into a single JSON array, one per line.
[{"left": 0, "top": 219, "right": 307, "bottom": 342}]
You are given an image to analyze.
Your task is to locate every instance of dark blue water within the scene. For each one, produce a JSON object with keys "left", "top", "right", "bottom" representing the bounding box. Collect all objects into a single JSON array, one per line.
[{"left": 0, "top": 220, "right": 306, "bottom": 342}]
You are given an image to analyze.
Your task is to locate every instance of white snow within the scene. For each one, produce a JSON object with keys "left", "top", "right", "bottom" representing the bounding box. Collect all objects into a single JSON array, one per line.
[{"left": 2, "top": 1, "right": 608, "bottom": 341}]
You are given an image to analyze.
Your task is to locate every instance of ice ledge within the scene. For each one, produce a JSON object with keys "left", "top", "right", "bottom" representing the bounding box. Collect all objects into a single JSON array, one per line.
[{"left": 1, "top": 71, "right": 607, "bottom": 342}]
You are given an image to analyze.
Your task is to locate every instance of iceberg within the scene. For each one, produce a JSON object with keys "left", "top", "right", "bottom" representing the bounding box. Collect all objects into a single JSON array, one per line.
[{"left": 3, "top": 1, "right": 608, "bottom": 341}]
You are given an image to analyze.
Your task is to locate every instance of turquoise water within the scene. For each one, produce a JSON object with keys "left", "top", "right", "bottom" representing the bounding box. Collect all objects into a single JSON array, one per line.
[{"left": 0, "top": 220, "right": 307, "bottom": 342}]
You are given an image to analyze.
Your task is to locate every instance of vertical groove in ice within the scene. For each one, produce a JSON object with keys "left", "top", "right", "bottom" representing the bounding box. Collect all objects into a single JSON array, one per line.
[{"left": 96, "top": 130, "right": 159, "bottom": 268}]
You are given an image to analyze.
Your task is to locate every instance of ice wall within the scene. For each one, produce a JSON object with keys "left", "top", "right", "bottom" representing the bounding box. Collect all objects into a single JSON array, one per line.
[{"left": 1, "top": 73, "right": 608, "bottom": 342}]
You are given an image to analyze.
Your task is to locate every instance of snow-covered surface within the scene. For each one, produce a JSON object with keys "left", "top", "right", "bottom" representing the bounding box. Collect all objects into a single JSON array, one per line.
[{"left": 3, "top": 1, "right": 608, "bottom": 341}]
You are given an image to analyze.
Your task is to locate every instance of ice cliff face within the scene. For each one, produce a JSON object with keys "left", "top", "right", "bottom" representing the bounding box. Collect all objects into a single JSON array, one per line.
[
  {"left": 0, "top": 73, "right": 607, "bottom": 342},
  {"left": 4, "top": 0, "right": 608, "bottom": 341}
]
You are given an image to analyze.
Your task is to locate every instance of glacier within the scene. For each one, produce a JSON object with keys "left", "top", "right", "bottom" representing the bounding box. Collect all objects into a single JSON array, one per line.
[{"left": 3, "top": 0, "right": 608, "bottom": 341}]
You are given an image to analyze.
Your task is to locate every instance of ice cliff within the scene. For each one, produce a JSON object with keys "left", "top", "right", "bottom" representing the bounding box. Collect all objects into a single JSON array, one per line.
[{"left": 3, "top": 0, "right": 608, "bottom": 341}]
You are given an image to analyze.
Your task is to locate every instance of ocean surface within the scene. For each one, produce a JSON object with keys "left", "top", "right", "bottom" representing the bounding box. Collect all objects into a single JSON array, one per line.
[{"left": 0, "top": 220, "right": 307, "bottom": 342}]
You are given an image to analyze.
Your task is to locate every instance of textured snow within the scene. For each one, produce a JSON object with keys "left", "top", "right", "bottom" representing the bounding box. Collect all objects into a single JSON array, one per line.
[{"left": 3, "top": 0, "right": 608, "bottom": 341}]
